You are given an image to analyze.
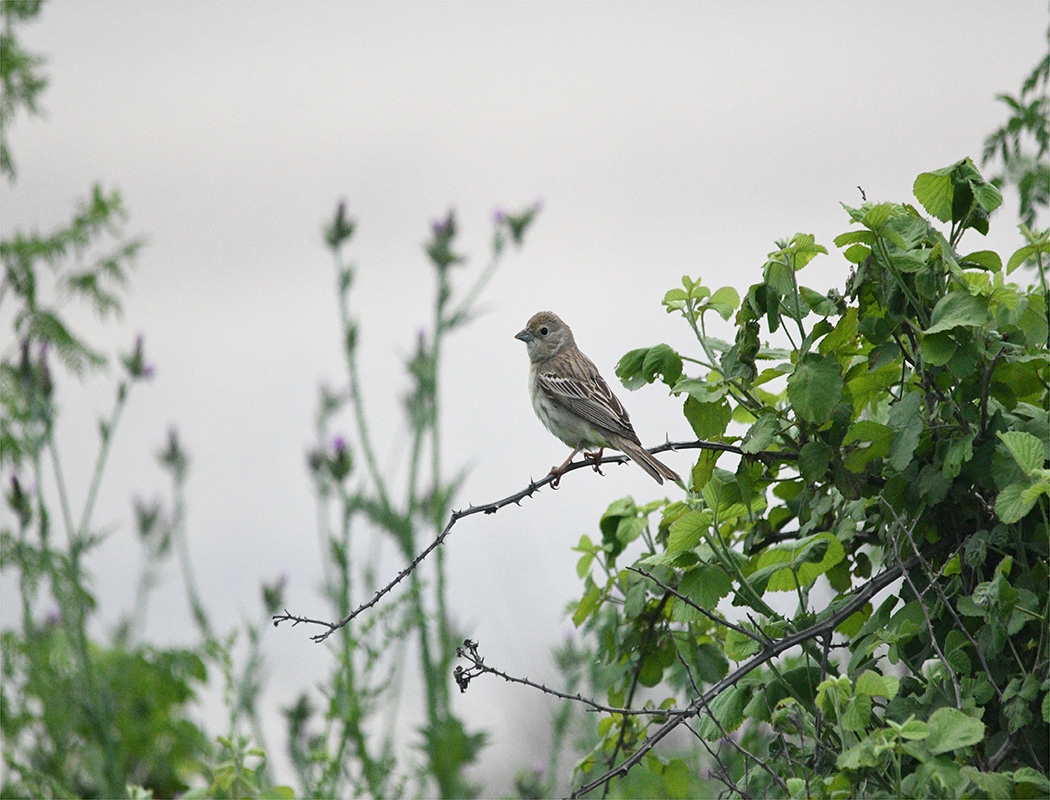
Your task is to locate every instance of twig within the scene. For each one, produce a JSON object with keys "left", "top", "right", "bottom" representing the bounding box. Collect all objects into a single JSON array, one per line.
[
  {"left": 880, "top": 501, "right": 963, "bottom": 709},
  {"left": 273, "top": 439, "right": 797, "bottom": 641},
  {"left": 453, "top": 639, "right": 686, "bottom": 717},
  {"left": 569, "top": 553, "right": 916, "bottom": 799},
  {"left": 627, "top": 566, "right": 772, "bottom": 646}
]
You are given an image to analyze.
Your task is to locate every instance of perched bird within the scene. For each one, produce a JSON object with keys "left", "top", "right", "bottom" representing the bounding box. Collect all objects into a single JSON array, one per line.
[{"left": 515, "top": 311, "right": 680, "bottom": 486}]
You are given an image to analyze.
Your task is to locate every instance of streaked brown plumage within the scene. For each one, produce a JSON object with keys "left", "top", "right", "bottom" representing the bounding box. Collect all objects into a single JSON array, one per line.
[{"left": 515, "top": 311, "right": 680, "bottom": 486}]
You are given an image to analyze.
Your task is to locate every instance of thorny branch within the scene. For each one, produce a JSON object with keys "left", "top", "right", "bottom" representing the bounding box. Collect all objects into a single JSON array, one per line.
[
  {"left": 569, "top": 551, "right": 920, "bottom": 799},
  {"left": 451, "top": 551, "right": 924, "bottom": 799},
  {"left": 272, "top": 439, "right": 796, "bottom": 642},
  {"left": 627, "top": 566, "right": 773, "bottom": 647},
  {"left": 454, "top": 639, "right": 682, "bottom": 717}
]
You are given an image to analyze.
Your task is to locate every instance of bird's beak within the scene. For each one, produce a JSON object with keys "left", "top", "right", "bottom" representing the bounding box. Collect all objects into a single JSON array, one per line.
[{"left": 514, "top": 328, "right": 532, "bottom": 343}]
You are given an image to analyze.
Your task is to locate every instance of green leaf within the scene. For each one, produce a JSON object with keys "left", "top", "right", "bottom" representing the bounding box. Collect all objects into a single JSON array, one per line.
[
  {"left": 855, "top": 670, "right": 899, "bottom": 699},
  {"left": 1006, "top": 244, "right": 1037, "bottom": 274},
  {"left": 843, "top": 420, "right": 893, "bottom": 472},
  {"left": 741, "top": 412, "right": 778, "bottom": 454},
  {"left": 842, "top": 693, "right": 872, "bottom": 732},
  {"left": 696, "top": 685, "right": 750, "bottom": 738},
  {"left": 572, "top": 583, "right": 601, "bottom": 627},
  {"left": 959, "top": 250, "right": 1002, "bottom": 271},
  {"left": 662, "top": 758, "right": 691, "bottom": 799},
  {"left": 667, "top": 510, "right": 710, "bottom": 553},
  {"left": 886, "top": 392, "right": 923, "bottom": 472},
  {"left": 798, "top": 440, "right": 831, "bottom": 484},
  {"left": 690, "top": 449, "right": 719, "bottom": 491},
  {"left": 920, "top": 331, "right": 958, "bottom": 366},
  {"left": 925, "top": 292, "right": 989, "bottom": 334},
  {"left": 724, "top": 626, "right": 763, "bottom": 662},
  {"left": 997, "top": 430, "right": 1046, "bottom": 474},
  {"left": 972, "top": 181, "right": 1003, "bottom": 214},
  {"left": 843, "top": 242, "right": 871, "bottom": 264},
  {"left": 834, "top": 229, "right": 875, "bottom": 248},
  {"left": 996, "top": 480, "right": 1046, "bottom": 524},
  {"left": 914, "top": 169, "right": 953, "bottom": 222},
  {"left": 674, "top": 566, "right": 733, "bottom": 622},
  {"left": 787, "top": 353, "right": 844, "bottom": 425},
  {"left": 616, "top": 344, "right": 683, "bottom": 390},
  {"left": 753, "top": 532, "right": 845, "bottom": 591},
  {"left": 897, "top": 718, "right": 930, "bottom": 740},
  {"left": 707, "top": 286, "right": 740, "bottom": 320},
  {"left": 683, "top": 395, "right": 732, "bottom": 439},
  {"left": 663, "top": 287, "right": 688, "bottom": 311},
  {"left": 925, "top": 707, "right": 984, "bottom": 754},
  {"left": 818, "top": 307, "right": 858, "bottom": 354}
]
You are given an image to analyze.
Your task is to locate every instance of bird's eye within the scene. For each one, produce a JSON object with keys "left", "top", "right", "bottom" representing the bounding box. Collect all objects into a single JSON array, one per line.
[{"left": 539, "top": 326, "right": 549, "bottom": 336}]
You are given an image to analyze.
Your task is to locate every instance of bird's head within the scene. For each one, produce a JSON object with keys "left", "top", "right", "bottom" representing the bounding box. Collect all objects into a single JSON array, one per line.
[{"left": 515, "top": 311, "right": 575, "bottom": 362}]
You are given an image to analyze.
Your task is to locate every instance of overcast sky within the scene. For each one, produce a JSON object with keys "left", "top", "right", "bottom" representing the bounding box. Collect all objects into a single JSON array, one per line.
[{"left": 2, "top": 1, "right": 1046, "bottom": 793}]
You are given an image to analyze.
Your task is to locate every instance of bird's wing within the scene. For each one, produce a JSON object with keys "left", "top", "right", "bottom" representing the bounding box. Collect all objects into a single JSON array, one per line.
[{"left": 537, "top": 355, "right": 640, "bottom": 443}]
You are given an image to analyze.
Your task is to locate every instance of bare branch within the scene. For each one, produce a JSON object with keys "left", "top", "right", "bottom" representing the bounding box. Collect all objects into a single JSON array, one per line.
[
  {"left": 569, "top": 553, "right": 917, "bottom": 799},
  {"left": 273, "top": 439, "right": 797, "bottom": 641},
  {"left": 628, "top": 566, "right": 772, "bottom": 646},
  {"left": 453, "top": 639, "right": 685, "bottom": 717}
]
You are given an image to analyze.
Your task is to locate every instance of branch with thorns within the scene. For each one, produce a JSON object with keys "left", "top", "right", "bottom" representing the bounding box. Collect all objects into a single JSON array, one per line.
[{"left": 272, "top": 439, "right": 796, "bottom": 642}]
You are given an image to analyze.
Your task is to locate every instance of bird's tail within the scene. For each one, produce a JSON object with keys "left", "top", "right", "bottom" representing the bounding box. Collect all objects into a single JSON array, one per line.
[{"left": 621, "top": 440, "right": 681, "bottom": 485}]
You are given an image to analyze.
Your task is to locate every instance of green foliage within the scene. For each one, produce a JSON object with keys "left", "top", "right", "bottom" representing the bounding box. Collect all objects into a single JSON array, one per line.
[
  {"left": 559, "top": 158, "right": 1048, "bottom": 797},
  {"left": 982, "top": 28, "right": 1049, "bottom": 229},
  {"left": 285, "top": 200, "right": 537, "bottom": 798},
  {"left": 0, "top": 0, "right": 48, "bottom": 179},
  {"left": 1, "top": 6, "right": 291, "bottom": 797}
]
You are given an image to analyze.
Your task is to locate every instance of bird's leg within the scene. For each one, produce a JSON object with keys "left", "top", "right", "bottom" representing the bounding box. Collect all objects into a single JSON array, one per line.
[
  {"left": 548, "top": 446, "right": 583, "bottom": 489},
  {"left": 583, "top": 448, "right": 605, "bottom": 475}
]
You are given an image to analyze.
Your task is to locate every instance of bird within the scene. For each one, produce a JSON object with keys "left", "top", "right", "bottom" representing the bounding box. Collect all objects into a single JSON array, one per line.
[{"left": 515, "top": 311, "right": 680, "bottom": 486}]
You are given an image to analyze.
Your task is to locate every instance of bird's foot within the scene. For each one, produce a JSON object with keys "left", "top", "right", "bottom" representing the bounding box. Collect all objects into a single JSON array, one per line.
[
  {"left": 583, "top": 449, "right": 605, "bottom": 475},
  {"left": 548, "top": 466, "right": 564, "bottom": 489}
]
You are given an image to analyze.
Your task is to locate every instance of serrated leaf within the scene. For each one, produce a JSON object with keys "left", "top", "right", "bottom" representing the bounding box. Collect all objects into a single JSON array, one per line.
[
  {"left": 787, "top": 353, "right": 843, "bottom": 424},
  {"left": 819, "top": 306, "right": 858, "bottom": 354},
  {"left": 707, "top": 286, "right": 740, "bottom": 320},
  {"left": 842, "top": 693, "right": 872, "bottom": 732},
  {"left": 798, "top": 440, "right": 831, "bottom": 484},
  {"left": 741, "top": 412, "right": 778, "bottom": 454},
  {"left": 920, "top": 331, "right": 958, "bottom": 366},
  {"left": 843, "top": 243, "right": 871, "bottom": 264},
  {"left": 997, "top": 431, "right": 1046, "bottom": 474},
  {"left": 696, "top": 684, "right": 750, "bottom": 738},
  {"left": 691, "top": 448, "right": 719, "bottom": 491},
  {"left": 925, "top": 292, "right": 989, "bottom": 334},
  {"left": 667, "top": 510, "right": 710, "bottom": 553},
  {"left": 683, "top": 395, "right": 732, "bottom": 439},
  {"left": 616, "top": 344, "right": 683, "bottom": 390},
  {"left": 663, "top": 287, "right": 688, "bottom": 307},
  {"left": 572, "top": 584, "right": 602, "bottom": 627},
  {"left": 862, "top": 203, "right": 893, "bottom": 230},
  {"left": 973, "top": 181, "right": 1003, "bottom": 214},
  {"left": 674, "top": 566, "right": 732, "bottom": 622},
  {"left": 855, "top": 670, "right": 899, "bottom": 699},
  {"left": 723, "top": 628, "right": 762, "bottom": 663},
  {"left": 995, "top": 481, "right": 1043, "bottom": 524},
  {"left": 754, "top": 532, "right": 845, "bottom": 591},
  {"left": 960, "top": 250, "right": 1002, "bottom": 271},
  {"left": 914, "top": 169, "right": 953, "bottom": 222},
  {"left": 834, "top": 229, "right": 875, "bottom": 247},
  {"left": 925, "top": 707, "right": 984, "bottom": 754}
]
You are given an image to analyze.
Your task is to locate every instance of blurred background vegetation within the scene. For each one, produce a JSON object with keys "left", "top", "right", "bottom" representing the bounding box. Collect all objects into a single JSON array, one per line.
[{"left": 2, "top": 2, "right": 1046, "bottom": 798}]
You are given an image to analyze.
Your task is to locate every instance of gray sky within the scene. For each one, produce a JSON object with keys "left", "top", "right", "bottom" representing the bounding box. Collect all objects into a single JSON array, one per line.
[{"left": 2, "top": 1, "right": 1046, "bottom": 793}]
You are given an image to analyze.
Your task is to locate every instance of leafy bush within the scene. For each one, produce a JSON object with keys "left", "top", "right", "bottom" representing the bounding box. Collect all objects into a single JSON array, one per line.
[{"left": 552, "top": 158, "right": 1048, "bottom": 797}]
